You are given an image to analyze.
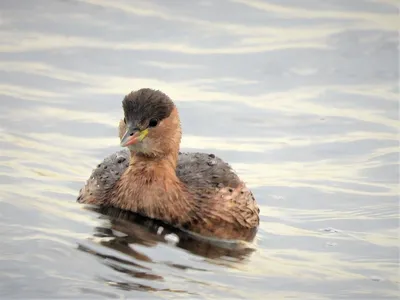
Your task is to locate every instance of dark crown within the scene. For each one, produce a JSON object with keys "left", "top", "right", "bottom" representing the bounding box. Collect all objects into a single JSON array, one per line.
[{"left": 122, "top": 88, "right": 175, "bottom": 125}]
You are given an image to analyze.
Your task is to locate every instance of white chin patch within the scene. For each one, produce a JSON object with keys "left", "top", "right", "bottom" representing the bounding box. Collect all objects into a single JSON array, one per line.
[{"left": 127, "top": 139, "right": 151, "bottom": 154}]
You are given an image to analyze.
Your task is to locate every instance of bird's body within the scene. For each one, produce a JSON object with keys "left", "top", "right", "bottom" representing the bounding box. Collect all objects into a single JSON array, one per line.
[{"left": 78, "top": 89, "right": 259, "bottom": 241}]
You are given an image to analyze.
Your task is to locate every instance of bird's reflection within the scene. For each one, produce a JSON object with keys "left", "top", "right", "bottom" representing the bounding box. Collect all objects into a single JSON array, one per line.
[{"left": 77, "top": 205, "right": 256, "bottom": 292}]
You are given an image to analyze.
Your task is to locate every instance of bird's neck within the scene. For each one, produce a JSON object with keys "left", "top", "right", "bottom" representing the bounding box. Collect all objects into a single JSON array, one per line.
[
  {"left": 112, "top": 151, "right": 193, "bottom": 224},
  {"left": 130, "top": 151, "right": 179, "bottom": 172}
]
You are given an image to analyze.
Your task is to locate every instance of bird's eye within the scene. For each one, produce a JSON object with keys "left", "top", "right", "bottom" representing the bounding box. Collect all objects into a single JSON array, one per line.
[
  {"left": 123, "top": 118, "right": 126, "bottom": 124},
  {"left": 148, "top": 119, "right": 158, "bottom": 127}
]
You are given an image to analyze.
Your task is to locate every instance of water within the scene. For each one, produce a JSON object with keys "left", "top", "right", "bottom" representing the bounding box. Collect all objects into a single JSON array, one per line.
[{"left": 0, "top": 0, "right": 399, "bottom": 298}]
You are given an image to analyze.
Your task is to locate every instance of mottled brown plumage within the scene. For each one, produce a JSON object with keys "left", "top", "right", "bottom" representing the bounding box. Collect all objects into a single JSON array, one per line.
[{"left": 78, "top": 88, "right": 259, "bottom": 241}]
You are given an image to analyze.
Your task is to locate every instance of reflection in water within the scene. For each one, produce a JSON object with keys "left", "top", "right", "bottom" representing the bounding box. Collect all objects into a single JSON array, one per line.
[
  {"left": 0, "top": 0, "right": 398, "bottom": 298},
  {"left": 77, "top": 206, "right": 256, "bottom": 294},
  {"left": 86, "top": 206, "right": 256, "bottom": 260}
]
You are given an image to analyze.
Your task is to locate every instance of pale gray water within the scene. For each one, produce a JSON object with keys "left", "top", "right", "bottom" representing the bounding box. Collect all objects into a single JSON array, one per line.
[{"left": 0, "top": 0, "right": 399, "bottom": 299}]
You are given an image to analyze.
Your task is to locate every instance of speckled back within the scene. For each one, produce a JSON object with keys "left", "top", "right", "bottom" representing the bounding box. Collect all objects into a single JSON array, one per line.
[
  {"left": 176, "top": 152, "right": 241, "bottom": 190},
  {"left": 78, "top": 150, "right": 241, "bottom": 204},
  {"left": 77, "top": 149, "right": 130, "bottom": 204}
]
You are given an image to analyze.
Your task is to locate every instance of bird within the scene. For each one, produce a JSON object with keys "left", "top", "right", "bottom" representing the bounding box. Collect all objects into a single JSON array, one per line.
[{"left": 77, "top": 88, "right": 259, "bottom": 241}]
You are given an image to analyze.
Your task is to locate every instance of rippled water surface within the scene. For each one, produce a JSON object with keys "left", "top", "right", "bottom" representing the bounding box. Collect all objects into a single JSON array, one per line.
[{"left": 0, "top": 0, "right": 399, "bottom": 299}]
